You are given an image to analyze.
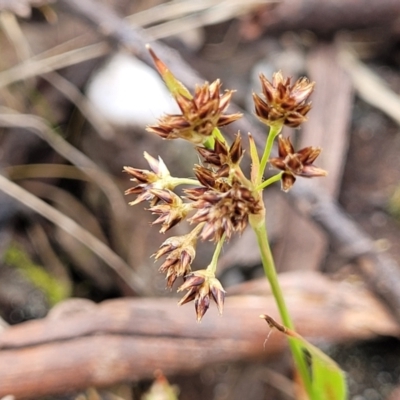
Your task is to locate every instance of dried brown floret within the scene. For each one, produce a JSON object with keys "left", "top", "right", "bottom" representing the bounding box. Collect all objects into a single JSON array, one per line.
[
  {"left": 147, "top": 80, "right": 242, "bottom": 144},
  {"left": 124, "top": 152, "right": 173, "bottom": 206},
  {"left": 196, "top": 134, "right": 244, "bottom": 178},
  {"left": 148, "top": 189, "right": 193, "bottom": 233},
  {"left": 153, "top": 230, "right": 200, "bottom": 288},
  {"left": 178, "top": 269, "right": 226, "bottom": 321},
  {"left": 269, "top": 135, "right": 327, "bottom": 191},
  {"left": 253, "top": 71, "right": 314, "bottom": 128}
]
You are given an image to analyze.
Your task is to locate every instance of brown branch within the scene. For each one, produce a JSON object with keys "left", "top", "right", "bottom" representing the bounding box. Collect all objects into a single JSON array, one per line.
[{"left": 0, "top": 271, "right": 398, "bottom": 399}]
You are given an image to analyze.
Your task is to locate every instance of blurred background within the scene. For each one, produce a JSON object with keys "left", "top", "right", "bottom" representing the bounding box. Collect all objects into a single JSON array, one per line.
[{"left": 0, "top": 0, "right": 400, "bottom": 399}]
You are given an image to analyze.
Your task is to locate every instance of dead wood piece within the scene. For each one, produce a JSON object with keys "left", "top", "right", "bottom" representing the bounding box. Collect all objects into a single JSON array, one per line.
[
  {"left": 290, "top": 182, "right": 400, "bottom": 323},
  {"left": 240, "top": 0, "right": 400, "bottom": 38},
  {"left": 0, "top": 0, "right": 55, "bottom": 18},
  {"left": 0, "top": 271, "right": 398, "bottom": 399},
  {"left": 273, "top": 43, "right": 353, "bottom": 273}
]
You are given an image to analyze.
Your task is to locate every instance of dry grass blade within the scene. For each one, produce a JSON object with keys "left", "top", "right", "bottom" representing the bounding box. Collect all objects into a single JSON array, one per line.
[
  {"left": 0, "top": 0, "right": 272, "bottom": 89},
  {"left": 0, "top": 42, "right": 109, "bottom": 89},
  {"left": 128, "top": 0, "right": 273, "bottom": 39},
  {"left": 42, "top": 72, "right": 115, "bottom": 140},
  {"left": 27, "top": 221, "right": 72, "bottom": 293},
  {"left": 0, "top": 0, "right": 55, "bottom": 18},
  {"left": 0, "top": 11, "right": 114, "bottom": 140},
  {"left": 0, "top": 173, "right": 147, "bottom": 295},
  {"left": 0, "top": 108, "right": 128, "bottom": 256},
  {"left": 339, "top": 47, "right": 400, "bottom": 127}
]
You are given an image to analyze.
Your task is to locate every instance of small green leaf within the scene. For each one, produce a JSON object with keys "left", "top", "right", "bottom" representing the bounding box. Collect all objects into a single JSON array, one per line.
[
  {"left": 296, "top": 338, "right": 347, "bottom": 400},
  {"left": 261, "top": 314, "right": 348, "bottom": 400},
  {"left": 5, "top": 243, "right": 71, "bottom": 305}
]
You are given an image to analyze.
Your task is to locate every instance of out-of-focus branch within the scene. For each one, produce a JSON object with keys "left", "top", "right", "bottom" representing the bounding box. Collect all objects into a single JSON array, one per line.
[{"left": 0, "top": 271, "right": 398, "bottom": 399}]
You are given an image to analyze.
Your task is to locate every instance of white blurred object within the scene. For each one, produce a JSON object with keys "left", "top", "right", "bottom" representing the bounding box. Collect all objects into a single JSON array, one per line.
[{"left": 86, "top": 52, "right": 179, "bottom": 127}]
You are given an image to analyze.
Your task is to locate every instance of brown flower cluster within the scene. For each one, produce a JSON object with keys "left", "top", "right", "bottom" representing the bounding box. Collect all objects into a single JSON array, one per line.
[
  {"left": 153, "top": 232, "right": 198, "bottom": 288},
  {"left": 147, "top": 80, "right": 242, "bottom": 144},
  {"left": 186, "top": 134, "right": 262, "bottom": 241},
  {"left": 124, "top": 56, "right": 328, "bottom": 321},
  {"left": 253, "top": 71, "right": 314, "bottom": 128},
  {"left": 269, "top": 135, "right": 327, "bottom": 191},
  {"left": 178, "top": 269, "right": 226, "bottom": 322},
  {"left": 186, "top": 173, "right": 262, "bottom": 242}
]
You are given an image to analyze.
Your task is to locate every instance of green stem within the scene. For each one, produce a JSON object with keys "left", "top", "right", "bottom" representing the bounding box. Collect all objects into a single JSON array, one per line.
[
  {"left": 249, "top": 213, "right": 313, "bottom": 396},
  {"left": 258, "top": 124, "right": 282, "bottom": 184},
  {"left": 256, "top": 172, "right": 283, "bottom": 191},
  {"left": 170, "top": 177, "right": 200, "bottom": 187},
  {"left": 207, "top": 234, "right": 225, "bottom": 274}
]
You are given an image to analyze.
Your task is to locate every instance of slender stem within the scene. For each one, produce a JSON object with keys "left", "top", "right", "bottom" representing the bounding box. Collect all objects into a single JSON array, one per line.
[
  {"left": 207, "top": 234, "right": 225, "bottom": 274},
  {"left": 171, "top": 177, "right": 200, "bottom": 187},
  {"left": 256, "top": 172, "right": 283, "bottom": 191},
  {"left": 249, "top": 213, "right": 313, "bottom": 396},
  {"left": 258, "top": 124, "right": 282, "bottom": 184}
]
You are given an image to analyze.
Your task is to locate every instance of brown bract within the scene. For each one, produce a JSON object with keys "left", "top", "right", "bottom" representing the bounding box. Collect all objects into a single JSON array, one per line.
[
  {"left": 253, "top": 71, "right": 315, "bottom": 128},
  {"left": 178, "top": 269, "right": 226, "bottom": 321},
  {"left": 269, "top": 135, "right": 327, "bottom": 191},
  {"left": 147, "top": 80, "right": 242, "bottom": 144}
]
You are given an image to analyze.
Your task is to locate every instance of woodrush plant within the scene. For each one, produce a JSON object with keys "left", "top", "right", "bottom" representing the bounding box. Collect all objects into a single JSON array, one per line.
[{"left": 124, "top": 47, "right": 347, "bottom": 400}]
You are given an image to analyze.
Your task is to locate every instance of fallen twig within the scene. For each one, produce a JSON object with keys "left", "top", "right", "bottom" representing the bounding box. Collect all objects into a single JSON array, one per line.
[{"left": 0, "top": 271, "right": 397, "bottom": 399}]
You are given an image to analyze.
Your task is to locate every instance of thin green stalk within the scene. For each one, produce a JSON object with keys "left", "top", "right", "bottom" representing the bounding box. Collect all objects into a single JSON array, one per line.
[
  {"left": 250, "top": 213, "right": 313, "bottom": 396},
  {"left": 256, "top": 172, "right": 283, "bottom": 191},
  {"left": 258, "top": 124, "right": 282, "bottom": 184},
  {"left": 171, "top": 177, "right": 200, "bottom": 186},
  {"left": 207, "top": 234, "right": 225, "bottom": 274}
]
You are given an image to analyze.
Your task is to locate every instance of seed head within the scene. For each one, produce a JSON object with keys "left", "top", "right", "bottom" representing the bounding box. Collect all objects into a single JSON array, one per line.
[
  {"left": 253, "top": 71, "right": 315, "bottom": 128},
  {"left": 269, "top": 135, "right": 327, "bottom": 191},
  {"left": 178, "top": 269, "right": 226, "bottom": 321},
  {"left": 153, "top": 231, "right": 199, "bottom": 288},
  {"left": 147, "top": 80, "right": 242, "bottom": 144}
]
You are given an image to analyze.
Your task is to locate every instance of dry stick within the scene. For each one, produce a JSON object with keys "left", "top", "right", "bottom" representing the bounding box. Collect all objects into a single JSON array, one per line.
[
  {"left": 0, "top": 110, "right": 126, "bottom": 241},
  {"left": 0, "top": 112, "right": 147, "bottom": 295},
  {"left": 0, "top": 173, "right": 147, "bottom": 295},
  {"left": 339, "top": 48, "right": 400, "bottom": 128},
  {"left": 58, "top": 0, "right": 400, "bottom": 321},
  {"left": 0, "top": 10, "right": 115, "bottom": 140},
  {"left": 290, "top": 182, "right": 400, "bottom": 323},
  {"left": 0, "top": 275, "right": 398, "bottom": 399}
]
